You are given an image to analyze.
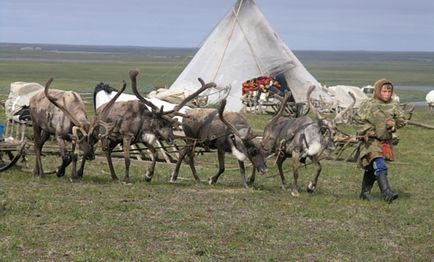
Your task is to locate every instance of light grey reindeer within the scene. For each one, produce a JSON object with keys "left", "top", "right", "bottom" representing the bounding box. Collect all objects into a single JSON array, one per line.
[
  {"left": 29, "top": 78, "right": 124, "bottom": 179},
  {"left": 170, "top": 98, "right": 268, "bottom": 188},
  {"left": 259, "top": 86, "right": 356, "bottom": 196},
  {"left": 96, "top": 70, "right": 215, "bottom": 183}
]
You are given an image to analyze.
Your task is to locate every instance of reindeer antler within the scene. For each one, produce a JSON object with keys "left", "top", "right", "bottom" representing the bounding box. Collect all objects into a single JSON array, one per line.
[
  {"left": 91, "top": 80, "right": 127, "bottom": 131},
  {"left": 307, "top": 85, "right": 325, "bottom": 120},
  {"left": 129, "top": 69, "right": 182, "bottom": 128},
  {"left": 163, "top": 78, "right": 216, "bottom": 115},
  {"left": 130, "top": 69, "right": 161, "bottom": 112},
  {"left": 334, "top": 91, "right": 356, "bottom": 124},
  {"left": 218, "top": 99, "right": 253, "bottom": 140},
  {"left": 269, "top": 92, "right": 292, "bottom": 126}
]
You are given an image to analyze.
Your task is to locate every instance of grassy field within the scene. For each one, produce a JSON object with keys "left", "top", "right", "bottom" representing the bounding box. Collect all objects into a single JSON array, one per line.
[{"left": 0, "top": 44, "right": 434, "bottom": 261}]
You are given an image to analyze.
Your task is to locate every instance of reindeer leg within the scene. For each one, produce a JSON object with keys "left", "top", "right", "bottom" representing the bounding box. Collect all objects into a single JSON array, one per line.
[
  {"left": 209, "top": 149, "right": 225, "bottom": 185},
  {"left": 247, "top": 168, "right": 256, "bottom": 186},
  {"left": 185, "top": 144, "right": 200, "bottom": 182},
  {"left": 307, "top": 155, "right": 322, "bottom": 193},
  {"left": 122, "top": 137, "right": 132, "bottom": 183},
  {"left": 276, "top": 154, "right": 288, "bottom": 190},
  {"left": 144, "top": 143, "right": 158, "bottom": 182},
  {"left": 56, "top": 138, "right": 72, "bottom": 177},
  {"left": 238, "top": 161, "right": 249, "bottom": 188},
  {"left": 77, "top": 157, "right": 86, "bottom": 178},
  {"left": 70, "top": 138, "right": 79, "bottom": 180},
  {"left": 106, "top": 142, "right": 118, "bottom": 181},
  {"left": 33, "top": 127, "right": 49, "bottom": 177},
  {"left": 291, "top": 152, "right": 301, "bottom": 197},
  {"left": 170, "top": 145, "right": 189, "bottom": 183}
]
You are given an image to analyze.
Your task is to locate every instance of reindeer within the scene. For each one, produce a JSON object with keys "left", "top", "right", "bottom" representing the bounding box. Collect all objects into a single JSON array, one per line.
[
  {"left": 170, "top": 99, "right": 268, "bottom": 188},
  {"left": 29, "top": 78, "right": 124, "bottom": 179},
  {"left": 426, "top": 90, "right": 434, "bottom": 112},
  {"left": 96, "top": 70, "right": 215, "bottom": 183},
  {"left": 259, "top": 86, "right": 356, "bottom": 196}
]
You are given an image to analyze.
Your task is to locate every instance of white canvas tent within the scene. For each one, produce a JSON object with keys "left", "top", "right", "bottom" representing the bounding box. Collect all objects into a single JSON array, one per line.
[{"left": 158, "top": 0, "right": 333, "bottom": 112}]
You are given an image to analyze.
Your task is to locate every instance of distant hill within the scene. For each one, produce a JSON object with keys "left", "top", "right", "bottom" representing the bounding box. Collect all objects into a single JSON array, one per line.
[
  {"left": 2, "top": 42, "right": 433, "bottom": 64},
  {"left": 0, "top": 42, "right": 198, "bottom": 61}
]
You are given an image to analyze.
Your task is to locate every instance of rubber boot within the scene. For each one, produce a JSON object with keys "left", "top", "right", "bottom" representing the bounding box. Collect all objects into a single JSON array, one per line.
[
  {"left": 359, "top": 171, "right": 375, "bottom": 201},
  {"left": 377, "top": 174, "right": 398, "bottom": 203}
]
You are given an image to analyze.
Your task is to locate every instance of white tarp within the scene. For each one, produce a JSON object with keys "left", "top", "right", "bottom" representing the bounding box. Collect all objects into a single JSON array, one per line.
[
  {"left": 166, "top": 0, "right": 333, "bottom": 112},
  {"left": 4, "top": 82, "right": 44, "bottom": 119},
  {"left": 328, "top": 85, "right": 368, "bottom": 109}
]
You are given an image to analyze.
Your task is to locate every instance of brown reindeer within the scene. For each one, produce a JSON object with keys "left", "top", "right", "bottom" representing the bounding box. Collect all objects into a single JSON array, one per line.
[
  {"left": 170, "top": 99, "right": 268, "bottom": 188},
  {"left": 29, "top": 78, "right": 125, "bottom": 179},
  {"left": 259, "top": 86, "right": 356, "bottom": 196},
  {"left": 96, "top": 69, "right": 216, "bottom": 183}
]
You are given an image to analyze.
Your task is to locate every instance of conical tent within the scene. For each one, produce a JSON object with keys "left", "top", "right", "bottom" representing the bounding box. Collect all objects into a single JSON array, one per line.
[{"left": 168, "top": 0, "right": 333, "bottom": 112}]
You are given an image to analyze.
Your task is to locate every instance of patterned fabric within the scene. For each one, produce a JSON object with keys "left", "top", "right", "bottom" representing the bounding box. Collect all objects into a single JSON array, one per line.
[
  {"left": 241, "top": 76, "right": 274, "bottom": 95},
  {"left": 353, "top": 97, "right": 406, "bottom": 167}
]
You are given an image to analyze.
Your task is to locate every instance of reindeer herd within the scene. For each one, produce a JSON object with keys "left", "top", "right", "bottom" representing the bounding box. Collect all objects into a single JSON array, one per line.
[{"left": 27, "top": 69, "right": 356, "bottom": 196}]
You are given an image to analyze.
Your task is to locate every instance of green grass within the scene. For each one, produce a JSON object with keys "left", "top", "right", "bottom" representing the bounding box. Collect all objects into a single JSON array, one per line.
[{"left": 0, "top": 44, "right": 434, "bottom": 260}]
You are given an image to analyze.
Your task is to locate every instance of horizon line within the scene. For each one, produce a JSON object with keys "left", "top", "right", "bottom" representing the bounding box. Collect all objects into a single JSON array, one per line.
[{"left": 1, "top": 42, "right": 434, "bottom": 53}]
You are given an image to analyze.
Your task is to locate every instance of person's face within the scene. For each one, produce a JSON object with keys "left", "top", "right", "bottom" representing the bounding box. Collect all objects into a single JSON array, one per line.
[{"left": 379, "top": 84, "right": 393, "bottom": 102}]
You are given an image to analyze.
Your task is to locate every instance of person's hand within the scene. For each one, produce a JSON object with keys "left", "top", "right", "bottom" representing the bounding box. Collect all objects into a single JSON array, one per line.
[
  {"left": 386, "top": 119, "right": 397, "bottom": 132},
  {"left": 386, "top": 119, "right": 396, "bottom": 129},
  {"left": 358, "top": 130, "right": 375, "bottom": 142},
  {"left": 367, "top": 130, "right": 376, "bottom": 137}
]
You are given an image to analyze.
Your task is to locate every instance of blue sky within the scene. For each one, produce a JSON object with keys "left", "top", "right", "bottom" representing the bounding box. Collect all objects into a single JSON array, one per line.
[{"left": 1, "top": 0, "right": 433, "bottom": 51}]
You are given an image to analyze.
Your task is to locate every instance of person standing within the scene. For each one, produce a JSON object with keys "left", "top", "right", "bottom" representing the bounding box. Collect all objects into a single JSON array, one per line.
[{"left": 354, "top": 79, "right": 407, "bottom": 203}]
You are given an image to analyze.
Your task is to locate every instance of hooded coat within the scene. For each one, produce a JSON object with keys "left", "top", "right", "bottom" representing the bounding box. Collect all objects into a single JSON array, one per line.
[{"left": 354, "top": 79, "right": 407, "bottom": 167}]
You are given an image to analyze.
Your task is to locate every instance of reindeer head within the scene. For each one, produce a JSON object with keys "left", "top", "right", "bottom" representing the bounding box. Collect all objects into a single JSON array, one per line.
[{"left": 218, "top": 99, "right": 268, "bottom": 174}]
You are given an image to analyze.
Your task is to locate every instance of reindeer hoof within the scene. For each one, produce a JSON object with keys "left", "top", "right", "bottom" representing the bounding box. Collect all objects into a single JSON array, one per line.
[
  {"left": 143, "top": 171, "right": 153, "bottom": 182},
  {"left": 56, "top": 169, "right": 64, "bottom": 177},
  {"left": 208, "top": 177, "right": 216, "bottom": 185},
  {"left": 70, "top": 175, "right": 80, "bottom": 181},
  {"left": 291, "top": 190, "right": 300, "bottom": 197},
  {"left": 169, "top": 172, "right": 178, "bottom": 183},
  {"left": 69, "top": 177, "right": 81, "bottom": 183},
  {"left": 307, "top": 182, "right": 316, "bottom": 193},
  {"left": 123, "top": 177, "right": 131, "bottom": 184}
]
